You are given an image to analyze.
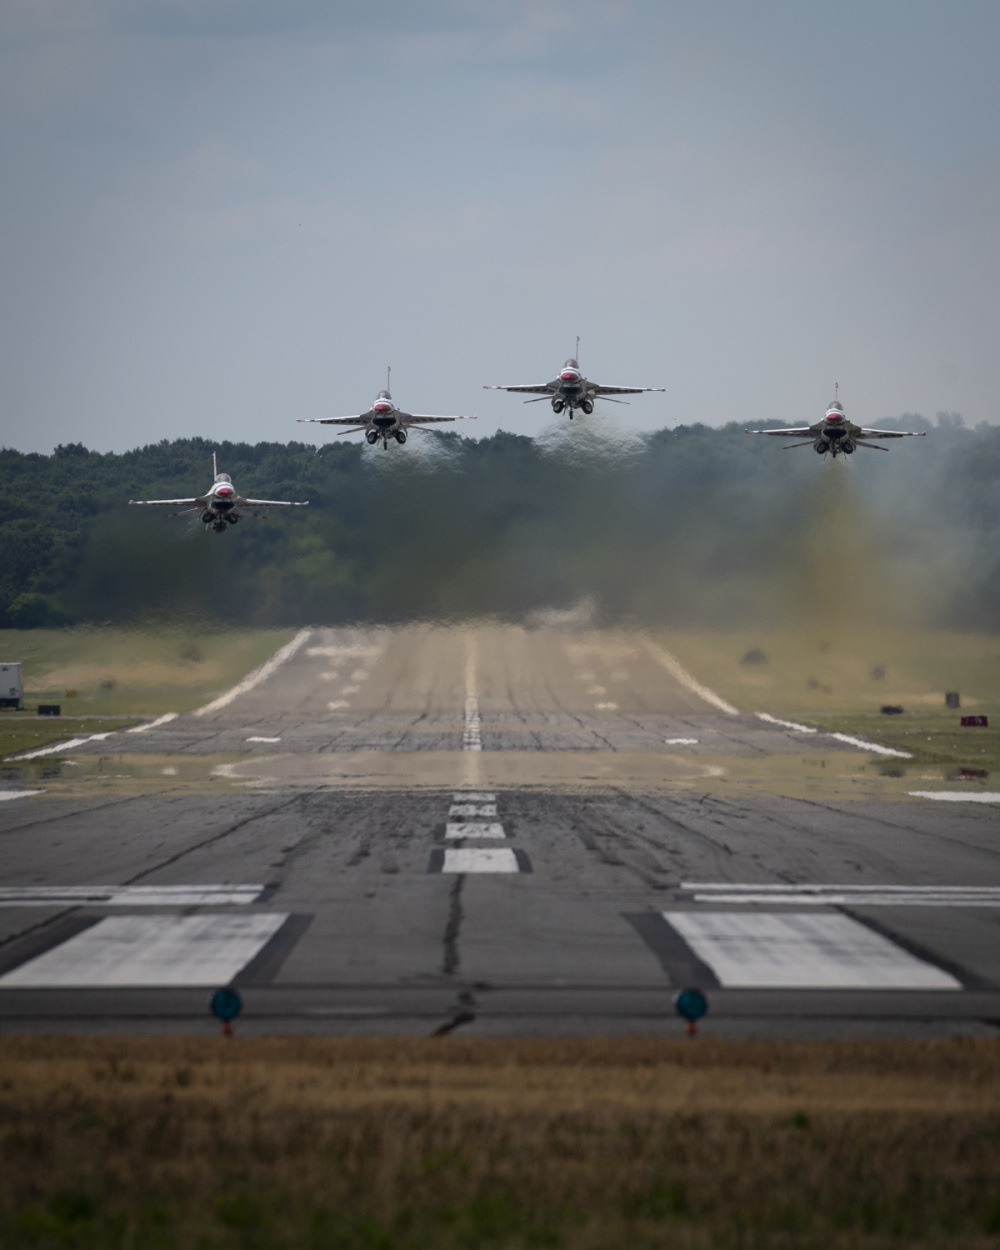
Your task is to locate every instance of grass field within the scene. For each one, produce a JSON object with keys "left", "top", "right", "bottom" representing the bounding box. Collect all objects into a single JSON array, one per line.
[
  {"left": 666, "top": 628, "right": 1000, "bottom": 776},
  {"left": 1, "top": 1036, "right": 1000, "bottom": 1248},
  {"left": 0, "top": 628, "right": 295, "bottom": 756}
]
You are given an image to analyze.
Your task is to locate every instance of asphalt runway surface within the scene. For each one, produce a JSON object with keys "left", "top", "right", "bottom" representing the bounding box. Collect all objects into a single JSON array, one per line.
[{"left": 1, "top": 625, "right": 998, "bottom": 1038}]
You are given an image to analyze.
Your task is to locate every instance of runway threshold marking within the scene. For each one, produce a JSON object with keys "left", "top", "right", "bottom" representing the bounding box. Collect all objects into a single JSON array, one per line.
[
  {"left": 0, "top": 885, "right": 265, "bottom": 907},
  {"left": 0, "top": 914, "right": 288, "bottom": 987},
  {"left": 663, "top": 911, "right": 960, "bottom": 989},
  {"left": 683, "top": 883, "right": 1000, "bottom": 906},
  {"left": 463, "top": 637, "right": 482, "bottom": 751},
  {"left": 449, "top": 804, "right": 498, "bottom": 817}
]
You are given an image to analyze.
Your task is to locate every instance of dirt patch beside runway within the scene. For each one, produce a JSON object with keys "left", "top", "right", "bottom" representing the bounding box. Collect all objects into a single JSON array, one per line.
[{"left": 2, "top": 1036, "right": 1000, "bottom": 1247}]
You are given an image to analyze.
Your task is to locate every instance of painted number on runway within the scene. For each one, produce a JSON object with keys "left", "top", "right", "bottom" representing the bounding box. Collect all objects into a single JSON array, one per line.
[{"left": 663, "top": 911, "right": 961, "bottom": 990}]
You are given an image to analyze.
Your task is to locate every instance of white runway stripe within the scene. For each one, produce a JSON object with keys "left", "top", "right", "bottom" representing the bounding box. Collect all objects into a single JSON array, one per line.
[
  {"left": 642, "top": 640, "right": 739, "bottom": 716},
  {"left": 664, "top": 911, "right": 960, "bottom": 989},
  {"left": 0, "top": 791, "right": 42, "bottom": 802},
  {"left": 0, "top": 913, "right": 288, "bottom": 987},
  {"left": 0, "top": 885, "right": 264, "bottom": 907},
  {"left": 908, "top": 791, "right": 1000, "bottom": 803},
  {"left": 445, "top": 822, "right": 506, "bottom": 839},
  {"left": 126, "top": 713, "right": 179, "bottom": 734},
  {"left": 194, "top": 629, "right": 312, "bottom": 716},
  {"left": 755, "top": 712, "right": 818, "bottom": 733},
  {"left": 453, "top": 792, "right": 495, "bottom": 802},
  {"left": 683, "top": 883, "right": 1000, "bottom": 907},
  {"left": 14, "top": 733, "right": 114, "bottom": 760},
  {"left": 442, "top": 848, "right": 519, "bottom": 873},
  {"left": 448, "top": 804, "right": 498, "bottom": 817}
]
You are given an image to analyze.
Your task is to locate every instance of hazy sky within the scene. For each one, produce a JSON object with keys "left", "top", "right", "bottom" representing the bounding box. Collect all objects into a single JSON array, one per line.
[{"left": 2, "top": 0, "right": 999, "bottom": 454}]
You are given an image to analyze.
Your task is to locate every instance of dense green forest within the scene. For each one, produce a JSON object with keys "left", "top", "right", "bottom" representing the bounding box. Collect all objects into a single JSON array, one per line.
[{"left": 1, "top": 414, "right": 998, "bottom": 631}]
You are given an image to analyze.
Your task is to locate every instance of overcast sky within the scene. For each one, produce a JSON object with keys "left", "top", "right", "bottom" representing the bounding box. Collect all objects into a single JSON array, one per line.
[{"left": 2, "top": 0, "right": 999, "bottom": 455}]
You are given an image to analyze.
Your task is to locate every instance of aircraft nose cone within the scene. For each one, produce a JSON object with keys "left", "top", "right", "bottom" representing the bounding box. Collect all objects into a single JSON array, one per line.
[
  {"left": 560, "top": 370, "right": 579, "bottom": 381},
  {"left": 374, "top": 402, "right": 391, "bottom": 412},
  {"left": 217, "top": 485, "right": 234, "bottom": 495}
]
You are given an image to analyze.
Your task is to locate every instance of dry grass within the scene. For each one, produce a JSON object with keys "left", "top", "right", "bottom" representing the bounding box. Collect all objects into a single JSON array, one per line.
[{"left": 3, "top": 1036, "right": 1000, "bottom": 1247}]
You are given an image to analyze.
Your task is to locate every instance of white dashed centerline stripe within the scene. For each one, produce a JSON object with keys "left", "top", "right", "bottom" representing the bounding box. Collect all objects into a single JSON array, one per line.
[
  {"left": 442, "top": 848, "right": 519, "bottom": 874},
  {"left": 246, "top": 736, "right": 281, "bottom": 743},
  {"left": 445, "top": 823, "right": 506, "bottom": 839},
  {"left": 0, "top": 914, "right": 288, "bottom": 987},
  {"left": 463, "top": 636, "right": 482, "bottom": 751},
  {"left": 664, "top": 911, "right": 960, "bottom": 989}
]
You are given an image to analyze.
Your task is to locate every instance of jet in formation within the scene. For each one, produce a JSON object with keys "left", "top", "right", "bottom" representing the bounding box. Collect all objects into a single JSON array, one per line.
[
  {"left": 484, "top": 342, "right": 664, "bottom": 418},
  {"left": 298, "top": 369, "right": 476, "bottom": 449},
  {"left": 129, "top": 455, "right": 308, "bottom": 533},
  {"left": 745, "top": 390, "right": 927, "bottom": 457}
]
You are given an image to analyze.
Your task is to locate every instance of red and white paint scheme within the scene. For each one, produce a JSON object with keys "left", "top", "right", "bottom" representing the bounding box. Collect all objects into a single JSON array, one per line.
[
  {"left": 129, "top": 453, "right": 308, "bottom": 533},
  {"left": 746, "top": 387, "right": 928, "bottom": 458},
  {"left": 485, "top": 340, "right": 664, "bottom": 419},
  {"left": 299, "top": 367, "right": 476, "bottom": 449}
]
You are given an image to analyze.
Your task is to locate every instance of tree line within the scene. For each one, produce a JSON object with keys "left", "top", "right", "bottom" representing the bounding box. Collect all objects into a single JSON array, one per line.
[{"left": 1, "top": 414, "right": 997, "bottom": 632}]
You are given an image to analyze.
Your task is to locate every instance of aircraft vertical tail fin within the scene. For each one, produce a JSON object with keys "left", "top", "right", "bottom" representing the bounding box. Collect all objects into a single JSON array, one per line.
[{"left": 213, "top": 451, "right": 218, "bottom": 479}]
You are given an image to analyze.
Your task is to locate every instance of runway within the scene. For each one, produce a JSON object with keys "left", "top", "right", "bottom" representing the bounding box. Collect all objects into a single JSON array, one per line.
[{"left": 1, "top": 625, "right": 998, "bottom": 1037}]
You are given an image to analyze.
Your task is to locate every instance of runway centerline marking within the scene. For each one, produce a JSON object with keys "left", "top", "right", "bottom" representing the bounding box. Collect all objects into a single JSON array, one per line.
[
  {"left": 665, "top": 738, "right": 699, "bottom": 745},
  {"left": 246, "top": 736, "right": 280, "bottom": 743},
  {"left": 0, "top": 913, "right": 288, "bottom": 987},
  {"left": 442, "top": 848, "right": 519, "bottom": 873},
  {"left": 445, "top": 822, "right": 506, "bottom": 839},
  {"left": 664, "top": 911, "right": 960, "bottom": 989},
  {"left": 682, "top": 883, "right": 1000, "bottom": 907}
]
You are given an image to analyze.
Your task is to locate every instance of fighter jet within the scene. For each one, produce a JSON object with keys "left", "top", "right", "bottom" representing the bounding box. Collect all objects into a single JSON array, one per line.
[
  {"left": 298, "top": 369, "right": 476, "bottom": 449},
  {"left": 129, "top": 454, "right": 308, "bottom": 533},
  {"left": 484, "top": 341, "right": 665, "bottom": 417},
  {"left": 745, "top": 388, "right": 927, "bottom": 457}
]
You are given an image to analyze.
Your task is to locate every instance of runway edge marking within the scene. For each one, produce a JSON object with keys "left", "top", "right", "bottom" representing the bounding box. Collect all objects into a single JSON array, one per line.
[
  {"left": 193, "top": 628, "right": 312, "bottom": 717},
  {"left": 642, "top": 639, "right": 739, "bottom": 716}
]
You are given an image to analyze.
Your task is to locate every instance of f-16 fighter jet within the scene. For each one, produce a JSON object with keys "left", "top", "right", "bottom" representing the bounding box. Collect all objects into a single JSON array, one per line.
[
  {"left": 298, "top": 369, "right": 476, "bottom": 449},
  {"left": 129, "top": 454, "right": 308, "bottom": 533},
  {"left": 484, "top": 341, "right": 665, "bottom": 417},
  {"left": 746, "top": 388, "right": 927, "bottom": 457}
]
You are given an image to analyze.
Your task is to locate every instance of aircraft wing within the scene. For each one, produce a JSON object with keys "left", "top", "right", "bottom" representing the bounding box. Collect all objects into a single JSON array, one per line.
[
  {"left": 241, "top": 499, "right": 309, "bottom": 508},
  {"left": 402, "top": 413, "right": 477, "bottom": 424},
  {"left": 592, "top": 385, "right": 666, "bottom": 396},
  {"left": 855, "top": 427, "right": 927, "bottom": 440},
  {"left": 298, "top": 414, "right": 372, "bottom": 426},
  {"left": 745, "top": 427, "right": 815, "bottom": 437},
  {"left": 129, "top": 497, "right": 205, "bottom": 507},
  {"left": 483, "top": 383, "right": 554, "bottom": 394}
]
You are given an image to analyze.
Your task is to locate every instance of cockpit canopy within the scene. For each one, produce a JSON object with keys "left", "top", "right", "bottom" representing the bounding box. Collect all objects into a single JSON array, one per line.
[{"left": 215, "top": 472, "right": 233, "bottom": 483}]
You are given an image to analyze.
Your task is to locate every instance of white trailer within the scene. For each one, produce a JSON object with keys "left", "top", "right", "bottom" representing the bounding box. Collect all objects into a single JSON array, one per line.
[{"left": 0, "top": 663, "right": 23, "bottom": 711}]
